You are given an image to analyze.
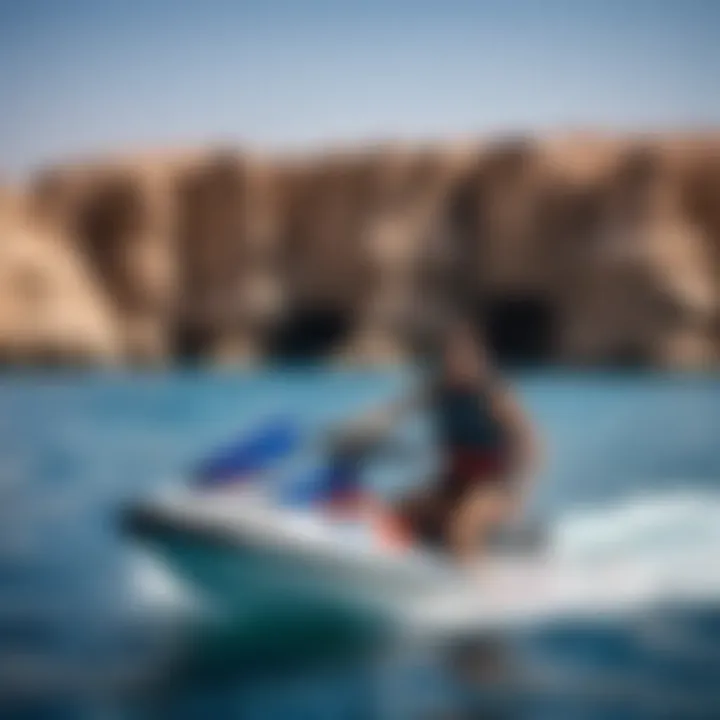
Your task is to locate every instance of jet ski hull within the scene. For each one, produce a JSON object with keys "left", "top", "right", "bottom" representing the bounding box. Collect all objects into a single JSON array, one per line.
[{"left": 122, "top": 493, "right": 452, "bottom": 632}]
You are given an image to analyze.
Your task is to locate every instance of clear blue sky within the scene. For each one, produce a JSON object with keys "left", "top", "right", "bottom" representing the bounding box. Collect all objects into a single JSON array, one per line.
[{"left": 1, "top": 0, "right": 718, "bottom": 177}]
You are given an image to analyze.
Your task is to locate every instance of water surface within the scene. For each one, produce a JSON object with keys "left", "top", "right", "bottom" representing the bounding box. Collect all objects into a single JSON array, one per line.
[{"left": 1, "top": 371, "right": 719, "bottom": 718}]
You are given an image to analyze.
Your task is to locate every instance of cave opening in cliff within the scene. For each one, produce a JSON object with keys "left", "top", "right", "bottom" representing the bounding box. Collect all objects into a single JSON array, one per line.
[
  {"left": 76, "top": 178, "right": 145, "bottom": 294},
  {"left": 269, "top": 305, "right": 353, "bottom": 361},
  {"left": 607, "top": 344, "right": 649, "bottom": 369},
  {"left": 173, "top": 322, "right": 214, "bottom": 363},
  {"left": 480, "top": 295, "right": 557, "bottom": 366}
]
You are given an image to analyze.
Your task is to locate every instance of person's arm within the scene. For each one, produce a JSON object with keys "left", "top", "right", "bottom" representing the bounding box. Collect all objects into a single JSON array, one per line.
[{"left": 329, "top": 382, "right": 432, "bottom": 454}]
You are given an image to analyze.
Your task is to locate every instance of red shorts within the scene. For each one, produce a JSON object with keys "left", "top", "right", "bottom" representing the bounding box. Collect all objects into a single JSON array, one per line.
[
  {"left": 446, "top": 447, "right": 508, "bottom": 489},
  {"left": 397, "top": 448, "right": 510, "bottom": 548}
]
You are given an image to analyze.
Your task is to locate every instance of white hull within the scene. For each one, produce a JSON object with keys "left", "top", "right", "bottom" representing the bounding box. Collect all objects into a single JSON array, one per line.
[{"left": 123, "top": 490, "right": 457, "bottom": 628}]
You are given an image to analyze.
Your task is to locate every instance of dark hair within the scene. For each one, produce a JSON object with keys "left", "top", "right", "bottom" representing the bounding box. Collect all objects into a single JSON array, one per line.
[
  {"left": 442, "top": 314, "right": 488, "bottom": 354},
  {"left": 416, "top": 313, "right": 490, "bottom": 374}
]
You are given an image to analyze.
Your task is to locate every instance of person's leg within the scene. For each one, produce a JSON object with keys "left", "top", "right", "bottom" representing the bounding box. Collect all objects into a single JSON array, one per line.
[
  {"left": 394, "top": 483, "right": 446, "bottom": 548},
  {"left": 447, "top": 481, "right": 514, "bottom": 562}
]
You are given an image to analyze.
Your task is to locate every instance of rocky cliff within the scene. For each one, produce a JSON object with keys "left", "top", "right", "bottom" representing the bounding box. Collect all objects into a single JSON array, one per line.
[{"left": 1, "top": 134, "right": 718, "bottom": 368}]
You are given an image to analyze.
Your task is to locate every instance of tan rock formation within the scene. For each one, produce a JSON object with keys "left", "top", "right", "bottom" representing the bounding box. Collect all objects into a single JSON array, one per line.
[
  {"left": 173, "top": 150, "right": 287, "bottom": 362},
  {"left": 558, "top": 146, "right": 717, "bottom": 367},
  {"left": 0, "top": 132, "right": 713, "bottom": 369},
  {"left": 33, "top": 160, "right": 179, "bottom": 362},
  {"left": 0, "top": 188, "right": 118, "bottom": 363}
]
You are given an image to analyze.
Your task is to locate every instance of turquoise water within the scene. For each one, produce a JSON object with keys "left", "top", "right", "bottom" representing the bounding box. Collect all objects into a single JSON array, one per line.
[{"left": 1, "top": 371, "right": 719, "bottom": 718}]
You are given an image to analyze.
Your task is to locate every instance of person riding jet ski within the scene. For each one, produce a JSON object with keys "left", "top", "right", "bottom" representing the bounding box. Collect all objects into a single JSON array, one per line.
[{"left": 332, "top": 319, "right": 541, "bottom": 562}]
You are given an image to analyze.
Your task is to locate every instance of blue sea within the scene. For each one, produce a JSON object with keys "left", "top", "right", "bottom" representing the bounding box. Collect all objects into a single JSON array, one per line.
[{"left": 1, "top": 370, "right": 719, "bottom": 719}]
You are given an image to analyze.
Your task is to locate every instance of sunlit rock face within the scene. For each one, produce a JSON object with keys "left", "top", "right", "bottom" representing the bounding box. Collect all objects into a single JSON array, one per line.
[
  {"left": 173, "top": 151, "right": 286, "bottom": 363},
  {"left": 31, "top": 155, "right": 184, "bottom": 363},
  {"left": 0, "top": 187, "right": 119, "bottom": 363},
  {"left": 561, "top": 144, "right": 718, "bottom": 368},
  {"left": 4, "top": 134, "right": 717, "bottom": 368}
]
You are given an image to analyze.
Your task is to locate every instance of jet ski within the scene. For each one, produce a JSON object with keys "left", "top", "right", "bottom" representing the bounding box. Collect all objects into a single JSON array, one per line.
[
  {"left": 121, "top": 415, "right": 556, "bottom": 648},
  {"left": 123, "top": 488, "right": 456, "bottom": 619},
  {"left": 121, "top": 418, "right": 462, "bottom": 636}
]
